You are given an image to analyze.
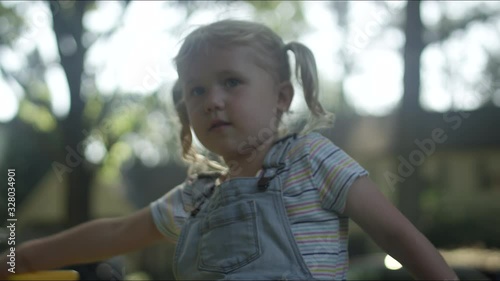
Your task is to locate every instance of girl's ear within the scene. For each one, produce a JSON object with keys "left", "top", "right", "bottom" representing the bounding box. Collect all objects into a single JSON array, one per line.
[{"left": 277, "top": 81, "right": 294, "bottom": 113}]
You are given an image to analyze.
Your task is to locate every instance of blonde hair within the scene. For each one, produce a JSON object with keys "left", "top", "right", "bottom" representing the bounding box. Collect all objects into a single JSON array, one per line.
[{"left": 172, "top": 20, "right": 334, "bottom": 175}]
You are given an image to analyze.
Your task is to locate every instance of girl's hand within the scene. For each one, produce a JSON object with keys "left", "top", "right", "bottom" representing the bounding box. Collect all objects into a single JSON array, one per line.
[{"left": 0, "top": 206, "right": 165, "bottom": 276}]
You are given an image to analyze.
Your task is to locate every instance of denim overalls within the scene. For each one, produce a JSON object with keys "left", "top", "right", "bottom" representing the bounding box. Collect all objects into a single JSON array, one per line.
[{"left": 173, "top": 134, "right": 316, "bottom": 280}]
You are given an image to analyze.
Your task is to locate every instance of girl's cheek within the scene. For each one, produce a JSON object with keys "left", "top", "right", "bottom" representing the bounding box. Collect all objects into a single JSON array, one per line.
[{"left": 186, "top": 102, "right": 203, "bottom": 116}]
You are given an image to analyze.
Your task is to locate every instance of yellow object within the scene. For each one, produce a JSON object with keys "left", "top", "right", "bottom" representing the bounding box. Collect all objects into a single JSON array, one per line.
[{"left": 8, "top": 270, "right": 79, "bottom": 280}]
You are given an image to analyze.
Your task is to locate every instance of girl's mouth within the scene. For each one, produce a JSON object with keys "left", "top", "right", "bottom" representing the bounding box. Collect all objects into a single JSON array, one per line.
[{"left": 209, "top": 121, "right": 231, "bottom": 131}]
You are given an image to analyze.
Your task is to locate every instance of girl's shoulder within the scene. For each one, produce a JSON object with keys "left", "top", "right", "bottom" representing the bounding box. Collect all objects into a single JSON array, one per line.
[
  {"left": 184, "top": 172, "right": 220, "bottom": 194},
  {"left": 296, "top": 131, "right": 331, "bottom": 143},
  {"left": 288, "top": 131, "right": 338, "bottom": 159},
  {"left": 167, "top": 172, "right": 219, "bottom": 214}
]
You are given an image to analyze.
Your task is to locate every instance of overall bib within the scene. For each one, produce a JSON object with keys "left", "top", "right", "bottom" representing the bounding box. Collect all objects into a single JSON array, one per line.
[{"left": 173, "top": 134, "right": 316, "bottom": 280}]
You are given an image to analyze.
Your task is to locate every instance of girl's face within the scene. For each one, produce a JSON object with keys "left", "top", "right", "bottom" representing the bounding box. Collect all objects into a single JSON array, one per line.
[{"left": 180, "top": 46, "right": 292, "bottom": 161}]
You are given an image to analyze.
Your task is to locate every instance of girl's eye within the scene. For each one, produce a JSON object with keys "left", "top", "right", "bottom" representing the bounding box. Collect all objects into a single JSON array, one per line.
[
  {"left": 224, "top": 78, "right": 240, "bottom": 88},
  {"left": 191, "top": 87, "right": 205, "bottom": 96}
]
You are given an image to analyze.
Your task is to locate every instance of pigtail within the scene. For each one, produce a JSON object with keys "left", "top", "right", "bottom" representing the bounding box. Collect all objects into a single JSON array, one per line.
[
  {"left": 172, "top": 80, "right": 192, "bottom": 162},
  {"left": 284, "top": 42, "right": 335, "bottom": 134},
  {"left": 172, "top": 81, "right": 227, "bottom": 176}
]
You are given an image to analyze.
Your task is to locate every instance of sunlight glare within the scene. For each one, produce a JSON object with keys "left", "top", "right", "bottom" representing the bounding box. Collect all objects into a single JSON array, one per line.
[
  {"left": 45, "top": 65, "right": 70, "bottom": 118},
  {"left": 0, "top": 47, "right": 25, "bottom": 72},
  {"left": 0, "top": 77, "right": 19, "bottom": 122},
  {"left": 83, "top": 1, "right": 123, "bottom": 33},
  {"left": 88, "top": 2, "right": 182, "bottom": 95},
  {"left": 84, "top": 139, "right": 107, "bottom": 164},
  {"left": 384, "top": 254, "right": 402, "bottom": 270},
  {"left": 421, "top": 44, "right": 452, "bottom": 112},
  {"left": 344, "top": 49, "right": 403, "bottom": 116},
  {"left": 302, "top": 2, "right": 344, "bottom": 81},
  {"left": 33, "top": 5, "right": 59, "bottom": 65},
  {"left": 421, "top": 1, "right": 442, "bottom": 28}
]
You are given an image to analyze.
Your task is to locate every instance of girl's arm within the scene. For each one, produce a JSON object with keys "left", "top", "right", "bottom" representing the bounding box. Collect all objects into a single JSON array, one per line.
[
  {"left": 343, "top": 176, "right": 459, "bottom": 280},
  {"left": 1, "top": 206, "right": 165, "bottom": 275}
]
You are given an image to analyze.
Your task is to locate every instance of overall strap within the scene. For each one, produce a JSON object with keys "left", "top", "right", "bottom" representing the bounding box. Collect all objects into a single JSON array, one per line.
[
  {"left": 188, "top": 172, "right": 220, "bottom": 216},
  {"left": 257, "top": 133, "right": 297, "bottom": 190}
]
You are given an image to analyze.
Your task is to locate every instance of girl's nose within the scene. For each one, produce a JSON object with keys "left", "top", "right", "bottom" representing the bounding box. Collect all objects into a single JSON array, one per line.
[{"left": 204, "top": 88, "right": 225, "bottom": 113}]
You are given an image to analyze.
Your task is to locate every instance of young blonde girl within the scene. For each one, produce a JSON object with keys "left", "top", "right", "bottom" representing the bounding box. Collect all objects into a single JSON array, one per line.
[{"left": 1, "top": 20, "right": 458, "bottom": 280}]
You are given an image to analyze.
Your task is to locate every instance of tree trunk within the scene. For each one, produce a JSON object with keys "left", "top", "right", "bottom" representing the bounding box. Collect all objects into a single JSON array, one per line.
[
  {"left": 397, "top": 0, "right": 425, "bottom": 225},
  {"left": 50, "top": 0, "right": 94, "bottom": 227}
]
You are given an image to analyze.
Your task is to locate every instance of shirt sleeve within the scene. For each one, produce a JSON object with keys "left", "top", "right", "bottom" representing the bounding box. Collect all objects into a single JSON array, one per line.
[
  {"left": 307, "top": 132, "right": 369, "bottom": 214},
  {"left": 149, "top": 181, "right": 192, "bottom": 242}
]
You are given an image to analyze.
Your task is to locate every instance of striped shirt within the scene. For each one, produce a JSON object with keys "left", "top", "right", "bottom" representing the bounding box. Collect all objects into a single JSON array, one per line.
[{"left": 151, "top": 132, "right": 368, "bottom": 280}]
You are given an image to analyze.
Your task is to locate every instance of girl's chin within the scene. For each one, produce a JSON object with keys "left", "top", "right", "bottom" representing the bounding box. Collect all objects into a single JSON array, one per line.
[{"left": 209, "top": 146, "right": 247, "bottom": 160}]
